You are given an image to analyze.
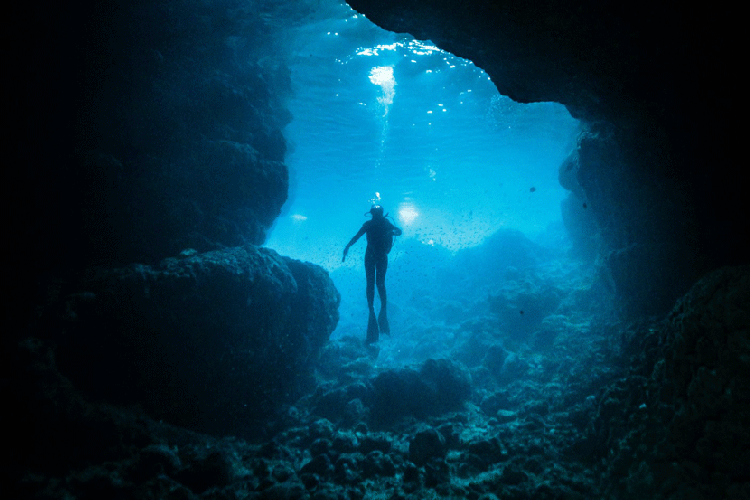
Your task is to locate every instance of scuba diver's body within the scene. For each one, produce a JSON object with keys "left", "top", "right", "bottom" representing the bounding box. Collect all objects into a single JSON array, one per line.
[{"left": 343, "top": 205, "right": 402, "bottom": 344}]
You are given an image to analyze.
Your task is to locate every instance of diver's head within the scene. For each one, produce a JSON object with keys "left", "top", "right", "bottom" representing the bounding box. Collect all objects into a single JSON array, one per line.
[{"left": 369, "top": 205, "right": 385, "bottom": 218}]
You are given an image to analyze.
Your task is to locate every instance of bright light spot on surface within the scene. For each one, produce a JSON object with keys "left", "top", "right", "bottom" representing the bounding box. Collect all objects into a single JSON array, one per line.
[
  {"left": 368, "top": 66, "right": 393, "bottom": 86},
  {"left": 291, "top": 214, "right": 308, "bottom": 222},
  {"left": 369, "top": 66, "right": 395, "bottom": 108}
]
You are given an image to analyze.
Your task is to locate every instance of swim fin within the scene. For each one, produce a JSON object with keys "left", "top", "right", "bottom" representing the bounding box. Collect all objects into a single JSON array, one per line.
[
  {"left": 366, "top": 310, "right": 379, "bottom": 344},
  {"left": 378, "top": 308, "right": 390, "bottom": 335}
]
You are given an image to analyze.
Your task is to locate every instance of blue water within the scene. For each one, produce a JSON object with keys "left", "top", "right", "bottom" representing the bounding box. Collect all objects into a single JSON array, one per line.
[{"left": 265, "top": 4, "right": 580, "bottom": 342}]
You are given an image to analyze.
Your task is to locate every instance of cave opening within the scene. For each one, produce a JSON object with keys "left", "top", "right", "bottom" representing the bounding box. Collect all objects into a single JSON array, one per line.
[{"left": 264, "top": 1, "right": 586, "bottom": 357}]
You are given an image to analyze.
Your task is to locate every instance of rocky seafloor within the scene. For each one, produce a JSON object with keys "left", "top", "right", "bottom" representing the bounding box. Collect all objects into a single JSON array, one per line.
[{"left": 13, "top": 247, "right": 749, "bottom": 500}]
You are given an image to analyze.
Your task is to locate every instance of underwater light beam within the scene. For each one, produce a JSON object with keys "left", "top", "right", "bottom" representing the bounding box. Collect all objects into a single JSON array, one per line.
[{"left": 398, "top": 202, "right": 419, "bottom": 225}]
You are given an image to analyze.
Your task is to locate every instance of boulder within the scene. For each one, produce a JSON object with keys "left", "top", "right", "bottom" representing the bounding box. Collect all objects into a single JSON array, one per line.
[
  {"left": 488, "top": 278, "right": 562, "bottom": 340},
  {"left": 55, "top": 245, "right": 340, "bottom": 438},
  {"left": 368, "top": 359, "right": 472, "bottom": 423},
  {"left": 409, "top": 428, "right": 447, "bottom": 466}
]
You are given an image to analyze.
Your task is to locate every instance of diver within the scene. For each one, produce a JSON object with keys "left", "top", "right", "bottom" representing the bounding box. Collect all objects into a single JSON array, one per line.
[{"left": 343, "top": 205, "right": 402, "bottom": 344}]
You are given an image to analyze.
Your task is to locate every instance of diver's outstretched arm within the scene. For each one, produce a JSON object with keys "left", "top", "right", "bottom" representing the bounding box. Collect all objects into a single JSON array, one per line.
[{"left": 343, "top": 226, "right": 367, "bottom": 262}]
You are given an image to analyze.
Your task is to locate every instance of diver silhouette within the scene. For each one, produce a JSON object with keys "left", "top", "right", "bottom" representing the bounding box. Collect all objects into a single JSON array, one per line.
[{"left": 343, "top": 205, "right": 402, "bottom": 344}]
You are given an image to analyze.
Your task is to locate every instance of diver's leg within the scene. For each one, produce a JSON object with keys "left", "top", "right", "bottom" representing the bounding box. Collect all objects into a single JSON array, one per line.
[
  {"left": 365, "top": 249, "right": 379, "bottom": 343},
  {"left": 376, "top": 255, "right": 390, "bottom": 334},
  {"left": 365, "top": 248, "right": 376, "bottom": 308}
]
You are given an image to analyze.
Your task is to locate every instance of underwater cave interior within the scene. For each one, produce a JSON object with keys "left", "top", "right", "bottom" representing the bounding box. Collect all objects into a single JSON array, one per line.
[
  {"left": 14, "top": 1, "right": 749, "bottom": 499},
  {"left": 264, "top": 1, "right": 583, "bottom": 360}
]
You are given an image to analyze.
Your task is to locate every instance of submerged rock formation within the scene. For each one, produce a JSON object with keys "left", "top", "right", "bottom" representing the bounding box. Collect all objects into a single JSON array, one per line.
[
  {"left": 592, "top": 265, "right": 750, "bottom": 499},
  {"left": 17, "top": 0, "right": 337, "bottom": 441},
  {"left": 51, "top": 245, "right": 340, "bottom": 438},
  {"left": 311, "top": 357, "right": 472, "bottom": 427},
  {"left": 23, "top": 0, "right": 292, "bottom": 271},
  {"left": 14, "top": 224, "right": 746, "bottom": 499},
  {"left": 347, "top": 0, "right": 746, "bottom": 315}
]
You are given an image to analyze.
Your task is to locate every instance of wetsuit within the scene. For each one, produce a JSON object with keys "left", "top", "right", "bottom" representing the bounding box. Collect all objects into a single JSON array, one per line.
[{"left": 343, "top": 215, "right": 402, "bottom": 343}]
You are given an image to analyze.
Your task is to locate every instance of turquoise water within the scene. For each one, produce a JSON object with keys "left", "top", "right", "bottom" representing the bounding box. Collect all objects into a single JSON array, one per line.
[{"left": 266, "top": 6, "right": 579, "bottom": 272}]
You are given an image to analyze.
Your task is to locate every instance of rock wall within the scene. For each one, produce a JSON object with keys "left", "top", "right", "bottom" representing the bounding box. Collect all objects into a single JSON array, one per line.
[
  {"left": 23, "top": 0, "right": 291, "bottom": 270},
  {"left": 17, "top": 0, "right": 339, "bottom": 439},
  {"left": 347, "top": 0, "right": 747, "bottom": 316},
  {"left": 591, "top": 266, "right": 750, "bottom": 499},
  {"left": 52, "top": 246, "right": 340, "bottom": 438}
]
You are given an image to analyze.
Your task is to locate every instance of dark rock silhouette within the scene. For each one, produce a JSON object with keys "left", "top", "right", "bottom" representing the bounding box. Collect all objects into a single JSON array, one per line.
[
  {"left": 55, "top": 245, "right": 339, "bottom": 438},
  {"left": 21, "top": 0, "right": 292, "bottom": 273},
  {"left": 594, "top": 265, "right": 750, "bottom": 498}
]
